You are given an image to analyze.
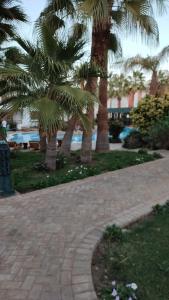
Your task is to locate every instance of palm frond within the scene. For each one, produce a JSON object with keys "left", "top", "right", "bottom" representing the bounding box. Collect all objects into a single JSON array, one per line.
[
  {"left": 43, "top": 0, "right": 76, "bottom": 16},
  {"left": 108, "top": 33, "right": 122, "bottom": 59},
  {"left": 152, "top": 0, "right": 169, "bottom": 15},
  {"left": 74, "top": 62, "right": 104, "bottom": 84},
  {"left": 0, "top": 0, "right": 27, "bottom": 41},
  {"left": 124, "top": 55, "right": 157, "bottom": 71},
  {"left": 157, "top": 45, "right": 169, "bottom": 64},
  {"left": 33, "top": 98, "right": 64, "bottom": 133},
  {"left": 48, "top": 84, "right": 96, "bottom": 111},
  {"left": 35, "top": 12, "right": 64, "bottom": 37},
  {"left": 118, "top": 0, "right": 159, "bottom": 44},
  {"left": 79, "top": 0, "right": 109, "bottom": 22},
  {"left": 71, "top": 22, "right": 87, "bottom": 40},
  {"left": 14, "top": 36, "right": 36, "bottom": 56}
]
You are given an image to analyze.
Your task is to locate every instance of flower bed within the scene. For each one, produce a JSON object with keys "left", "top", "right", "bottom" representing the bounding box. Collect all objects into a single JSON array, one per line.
[{"left": 11, "top": 150, "right": 159, "bottom": 193}]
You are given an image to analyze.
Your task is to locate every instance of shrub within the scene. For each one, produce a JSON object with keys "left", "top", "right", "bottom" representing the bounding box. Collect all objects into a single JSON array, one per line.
[
  {"left": 131, "top": 95, "right": 169, "bottom": 134},
  {"left": 147, "top": 116, "right": 169, "bottom": 150},
  {"left": 109, "top": 120, "right": 124, "bottom": 142},
  {"left": 153, "top": 152, "right": 162, "bottom": 159},
  {"left": 153, "top": 201, "right": 169, "bottom": 215},
  {"left": 138, "top": 149, "right": 148, "bottom": 155},
  {"left": 123, "top": 131, "right": 144, "bottom": 149},
  {"left": 103, "top": 225, "right": 124, "bottom": 242}
]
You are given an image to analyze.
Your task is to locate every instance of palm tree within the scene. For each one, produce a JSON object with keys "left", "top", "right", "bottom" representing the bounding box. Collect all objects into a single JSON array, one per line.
[
  {"left": 80, "top": 0, "right": 166, "bottom": 153},
  {"left": 0, "top": 24, "right": 95, "bottom": 170},
  {"left": 109, "top": 74, "right": 129, "bottom": 109},
  {"left": 124, "top": 46, "right": 169, "bottom": 96},
  {"left": 127, "top": 71, "right": 146, "bottom": 108},
  {"left": 40, "top": 0, "right": 168, "bottom": 156},
  {"left": 60, "top": 62, "right": 98, "bottom": 158},
  {"left": 0, "top": 0, "right": 27, "bottom": 44}
]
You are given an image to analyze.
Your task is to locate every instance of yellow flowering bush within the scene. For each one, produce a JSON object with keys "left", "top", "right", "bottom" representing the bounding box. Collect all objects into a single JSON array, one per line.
[{"left": 131, "top": 95, "right": 169, "bottom": 134}]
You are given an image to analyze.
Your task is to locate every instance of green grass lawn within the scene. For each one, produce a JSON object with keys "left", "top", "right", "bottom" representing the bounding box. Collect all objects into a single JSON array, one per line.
[
  {"left": 11, "top": 150, "right": 158, "bottom": 193},
  {"left": 92, "top": 203, "right": 169, "bottom": 300}
]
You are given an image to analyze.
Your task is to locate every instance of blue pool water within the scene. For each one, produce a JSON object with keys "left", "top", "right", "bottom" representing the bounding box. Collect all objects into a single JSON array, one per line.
[{"left": 7, "top": 132, "right": 97, "bottom": 144}]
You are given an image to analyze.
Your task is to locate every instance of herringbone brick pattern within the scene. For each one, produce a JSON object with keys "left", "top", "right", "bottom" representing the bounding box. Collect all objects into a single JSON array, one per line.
[{"left": 0, "top": 157, "right": 169, "bottom": 299}]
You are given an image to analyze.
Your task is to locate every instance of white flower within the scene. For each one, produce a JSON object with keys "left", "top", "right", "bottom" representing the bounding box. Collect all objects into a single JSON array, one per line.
[
  {"left": 115, "top": 296, "right": 120, "bottom": 300},
  {"left": 112, "top": 280, "right": 116, "bottom": 286},
  {"left": 130, "top": 283, "right": 138, "bottom": 290},
  {"left": 128, "top": 297, "right": 133, "bottom": 300},
  {"left": 111, "top": 288, "right": 118, "bottom": 297}
]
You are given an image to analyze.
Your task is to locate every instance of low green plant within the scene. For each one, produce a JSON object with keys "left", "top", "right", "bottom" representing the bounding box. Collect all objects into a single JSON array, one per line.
[
  {"left": 153, "top": 152, "right": 162, "bottom": 159},
  {"left": 153, "top": 201, "right": 169, "bottom": 215},
  {"left": 147, "top": 116, "right": 169, "bottom": 150},
  {"left": 104, "top": 225, "right": 124, "bottom": 242},
  {"left": 137, "top": 149, "right": 148, "bottom": 155},
  {"left": 101, "top": 281, "right": 138, "bottom": 300}
]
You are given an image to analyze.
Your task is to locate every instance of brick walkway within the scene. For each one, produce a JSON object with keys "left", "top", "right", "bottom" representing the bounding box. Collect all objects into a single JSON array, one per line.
[{"left": 0, "top": 157, "right": 169, "bottom": 300}]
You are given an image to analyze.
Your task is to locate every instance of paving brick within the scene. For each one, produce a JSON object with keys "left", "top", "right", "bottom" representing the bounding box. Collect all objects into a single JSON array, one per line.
[
  {"left": 27, "top": 284, "right": 42, "bottom": 300},
  {"left": 72, "top": 275, "right": 91, "bottom": 284},
  {"left": 73, "top": 282, "right": 93, "bottom": 294},
  {"left": 21, "top": 276, "right": 35, "bottom": 290},
  {"left": 0, "top": 156, "right": 169, "bottom": 299}
]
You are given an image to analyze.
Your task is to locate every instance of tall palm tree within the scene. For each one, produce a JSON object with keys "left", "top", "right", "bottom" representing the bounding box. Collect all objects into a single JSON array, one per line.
[
  {"left": 109, "top": 74, "right": 129, "bottom": 109},
  {"left": 124, "top": 45, "right": 169, "bottom": 96},
  {"left": 80, "top": 0, "right": 166, "bottom": 153},
  {"left": 0, "top": 24, "right": 95, "bottom": 170},
  {"left": 0, "top": 0, "right": 27, "bottom": 44}
]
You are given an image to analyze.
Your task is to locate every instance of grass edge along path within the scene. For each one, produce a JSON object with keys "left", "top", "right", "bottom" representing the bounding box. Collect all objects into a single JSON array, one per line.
[{"left": 11, "top": 150, "right": 160, "bottom": 193}]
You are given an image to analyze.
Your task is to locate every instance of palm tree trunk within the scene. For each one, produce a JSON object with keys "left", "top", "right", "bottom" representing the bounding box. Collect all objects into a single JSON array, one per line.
[
  {"left": 150, "top": 70, "right": 159, "bottom": 96},
  {"left": 81, "top": 0, "right": 113, "bottom": 157},
  {"left": 117, "top": 96, "right": 121, "bottom": 108},
  {"left": 80, "top": 23, "right": 98, "bottom": 163},
  {"left": 137, "top": 90, "right": 142, "bottom": 102},
  {"left": 128, "top": 91, "right": 135, "bottom": 108},
  {"left": 39, "top": 124, "right": 46, "bottom": 153},
  {"left": 81, "top": 78, "right": 97, "bottom": 163},
  {"left": 96, "top": 74, "right": 109, "bottom": 152},
  {"left": 45, "top": 133, "right": 57, "bottom": 171},
  {"left": 95, "top": 1, "right": 112, "bottom": 152},
  {"left": 60, "top": 116, "right": 76, "bottom": 156}
]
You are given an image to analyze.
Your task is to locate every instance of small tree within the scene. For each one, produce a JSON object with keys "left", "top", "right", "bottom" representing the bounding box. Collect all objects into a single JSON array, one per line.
[{"left": 0, "top": 25, "right": 95, "bottom": 170}]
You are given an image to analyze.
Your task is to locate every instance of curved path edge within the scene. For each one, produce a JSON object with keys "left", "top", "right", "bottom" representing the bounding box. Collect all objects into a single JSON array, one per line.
[{"left": 70, "top": 196, "right": 169, "bottom": 300}]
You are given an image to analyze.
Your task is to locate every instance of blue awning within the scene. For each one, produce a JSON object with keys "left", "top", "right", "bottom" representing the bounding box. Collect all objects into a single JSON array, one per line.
[{"left": 108, "top": 108, "right": 131, "bottom": 113}]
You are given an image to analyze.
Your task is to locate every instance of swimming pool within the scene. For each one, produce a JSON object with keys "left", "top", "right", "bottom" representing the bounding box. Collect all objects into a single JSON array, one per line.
[{"left": 7, "top": 132, "right": 97, "bottom": 144}]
